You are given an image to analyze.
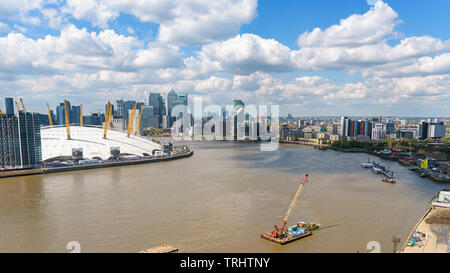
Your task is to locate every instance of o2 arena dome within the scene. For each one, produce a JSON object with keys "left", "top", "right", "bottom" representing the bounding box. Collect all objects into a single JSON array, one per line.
[{"left": 41, "top": 125, "right": 163, "bottom": 161}]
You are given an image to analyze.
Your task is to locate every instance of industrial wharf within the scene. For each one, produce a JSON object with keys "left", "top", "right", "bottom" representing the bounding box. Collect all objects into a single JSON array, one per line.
[{"left": 0, "top": 150, "right": 193, "bottom": 179}]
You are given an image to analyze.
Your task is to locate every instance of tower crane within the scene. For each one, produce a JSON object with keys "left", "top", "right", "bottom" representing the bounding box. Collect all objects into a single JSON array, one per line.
[{"left": 272, "top": 174, "right": 309, "bottom": 238}]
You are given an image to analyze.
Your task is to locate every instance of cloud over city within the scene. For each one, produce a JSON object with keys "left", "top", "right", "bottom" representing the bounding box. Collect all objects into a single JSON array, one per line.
[{"left": 0, "top": 0, "right": 448, "bottom": 116}]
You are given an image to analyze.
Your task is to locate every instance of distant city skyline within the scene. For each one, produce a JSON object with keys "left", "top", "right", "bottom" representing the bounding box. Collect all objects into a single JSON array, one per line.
[{"left": 0, "top": 1, "right": 449, "bottom": 116}]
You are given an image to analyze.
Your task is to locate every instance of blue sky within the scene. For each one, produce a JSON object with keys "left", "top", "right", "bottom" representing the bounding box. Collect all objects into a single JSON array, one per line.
[{"left": 0, "top": 0, "right": 449, "bottom": 116}]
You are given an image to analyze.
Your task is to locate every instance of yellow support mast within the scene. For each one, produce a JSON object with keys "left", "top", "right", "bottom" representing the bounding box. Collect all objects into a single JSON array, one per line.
[
  {"left": 14, "top": 101, "right": 20, "bottom": 114},
  {"left": 80, "top": 104, "right": 83, "bottom": 126},
  {"left": 126, "top": 102, "right": 138, "bottom": 137},
  {"left": 46, "top": 103, "right": 53, "bottom": 127},
  {"left": 64, "top": 99, "right": 71, "bottom": 140},
  {"left": 20, "top": 98, "right": 26, "bottom": 112},
  {"left": 106, "top": 102, "right": 113, "bottom": 131},
  {"left": 134, "top": 105, "right": 144, "bottom": 136},
  {"left": 103, "top": 101, "right": 111, "bottom": 139},
  {"left": 0, "top": 108, "right": 2, "bottom": 114}
]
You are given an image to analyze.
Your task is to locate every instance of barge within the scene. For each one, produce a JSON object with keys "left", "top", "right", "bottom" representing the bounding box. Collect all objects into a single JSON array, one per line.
[
  {"left": 261, "top": 174, "right": 319, "bottom": 245},
  {"left": 261, "top": 230, "right": 312, "bottom": 245}
]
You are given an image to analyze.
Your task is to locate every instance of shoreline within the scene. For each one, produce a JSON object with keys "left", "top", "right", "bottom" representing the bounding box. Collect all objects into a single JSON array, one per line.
[
  {"left": 0, "top": 150, "right": 194, "bottom": 179},
  {"left": 401, "top": 205, "right": 449, "bottom": 253},
  {"left": 281, "top": 141, "right": 449, "bottom": 183}
]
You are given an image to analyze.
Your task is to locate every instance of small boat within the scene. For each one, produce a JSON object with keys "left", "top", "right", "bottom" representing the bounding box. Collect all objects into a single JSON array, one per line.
[
  {"left": 372, "top": 167, "right": 383, "bottom": 174},
  {"left": 383, "top": 171, "right": 394, "bottom": 179},
  {"left": 362, "top": 158, "right": 374, "bottom": 168},
  {"left": 382, "top": 178, "right": 396, "bottom": 184}
]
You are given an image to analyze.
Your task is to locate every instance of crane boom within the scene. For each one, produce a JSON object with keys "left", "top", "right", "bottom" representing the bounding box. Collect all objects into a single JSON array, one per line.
[
  {"left": 272, "top": 174, "right": 309, "bottom": 237},
  {"left": 46, "top": 103, "right": 53, "bottom": 127},
  {"left": 283, "top": 174, "right": 309, "bottom": 223}
]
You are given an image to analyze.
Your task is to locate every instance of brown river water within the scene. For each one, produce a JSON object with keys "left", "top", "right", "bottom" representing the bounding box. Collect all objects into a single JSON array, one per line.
[{"left": 0, "top": 141, "right": 446, "bottom": 253}]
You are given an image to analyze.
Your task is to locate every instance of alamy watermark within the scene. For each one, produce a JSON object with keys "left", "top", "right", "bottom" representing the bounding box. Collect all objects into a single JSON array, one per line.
[{"left": 170, "top": 96, "right": 280, "bottom": 151}]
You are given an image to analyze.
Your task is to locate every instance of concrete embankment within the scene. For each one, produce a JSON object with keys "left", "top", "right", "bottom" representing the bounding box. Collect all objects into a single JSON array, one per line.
[{"left": 0, "top": 150, "right": 193, "bottom": 179}]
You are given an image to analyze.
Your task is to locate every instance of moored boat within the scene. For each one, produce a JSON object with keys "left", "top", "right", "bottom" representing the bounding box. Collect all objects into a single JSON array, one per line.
[
  {"left": 361, "top": 162, "right": 374, "bottom": 168},
  {"left": 382, "top": 178, "right": 396, "bottom": 184},
  {"left": 372, "top": 167, "right": 383, "bottom": 174}
]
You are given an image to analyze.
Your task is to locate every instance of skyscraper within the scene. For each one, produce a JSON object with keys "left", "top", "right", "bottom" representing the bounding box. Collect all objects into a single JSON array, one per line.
[
  {"left": 149, "top": 93, "right": 163, "bottom": 128},
  {"left": 233, "top": 99, "right": 244, "bottom": 110},
  {"left": 148, "top": 93, "right": 162, "bottom": 116},
  {"left": 167, "top": 89, "right": 177, "bottom": 127},
  {"left": 56, "top": 100, "right": 72, "bottom": 125},
  {"left": 116, "top": 99, "right": 124, "bottom": 117},
  {"left": 178, "top": 93, "right": 188, "bottom": 106},
  {"left": 340, "top": 116, "right": 348, "bottom": 136},
  {"left": 4, "top": 98, "right": 14, "bottom": 115},
  {"left": 56, "top": 103, "right": 65, "bottom": 125},
  {"left": 0, "top": 112, "right": 42, "bottom": 168},
  {"left": 72, "top": 105, "right": 81, "bottom": 124}
]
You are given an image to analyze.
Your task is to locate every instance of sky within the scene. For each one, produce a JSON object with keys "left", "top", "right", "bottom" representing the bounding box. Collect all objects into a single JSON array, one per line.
[{"left": 0, "top": 0, "right": 449, "bottom": 117}]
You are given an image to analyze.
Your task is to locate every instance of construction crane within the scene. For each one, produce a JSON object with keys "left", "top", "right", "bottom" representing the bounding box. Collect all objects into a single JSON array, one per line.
[
  {"left": 126, "top": 102, "right": 138, "bottom": 137},
  {"left": 80, "top": 104, "right": 83, "bottom": 126},
  {"left": 103, "top": 101, "right": 111, "bottom": 139},
  {"left": 64, "top": 99, "right": 71, "bottom": 140},
  {"left": 20, "top": 98, "right": 26, "bottom": 113},
  {"left": 46, "top": 103, "right": 53, "bottom": 127},
  {"left": 272, "top": 174, "right": 309, "bottom": 238},
  {"left": 134, "top": 105, "right": 144, "bottom": 136}
]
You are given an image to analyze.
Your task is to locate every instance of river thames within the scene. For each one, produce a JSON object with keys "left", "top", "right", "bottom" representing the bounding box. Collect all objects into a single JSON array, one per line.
[{"left": 0, "top": 141, "right": 445, "bottom": 252}]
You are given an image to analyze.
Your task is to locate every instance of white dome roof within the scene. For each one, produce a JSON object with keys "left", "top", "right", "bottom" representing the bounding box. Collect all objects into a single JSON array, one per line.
[{"left": 41, "top": 126, "right": 163, "bottom": 160}]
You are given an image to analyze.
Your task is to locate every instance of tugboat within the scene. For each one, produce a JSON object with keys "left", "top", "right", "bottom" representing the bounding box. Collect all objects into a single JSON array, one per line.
[{"left": 298, "top": 221, "right": 320, "bottom": 231}]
